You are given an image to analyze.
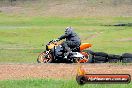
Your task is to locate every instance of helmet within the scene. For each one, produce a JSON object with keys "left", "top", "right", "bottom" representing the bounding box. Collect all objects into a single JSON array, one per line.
[{"left": 65, "top": 26, "right": 73, "bottom": 32}]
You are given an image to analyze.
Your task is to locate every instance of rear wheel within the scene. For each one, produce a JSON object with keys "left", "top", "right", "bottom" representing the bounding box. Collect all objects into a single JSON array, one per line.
[
  {"left": 37, "top": 51, "right": 53, "bottom": 63},
  {"left": 86, "top": 52, "right": 93, "bottom": 63},
  {"left": 74, "top": 52, "right": 92, "bottom": 63}
]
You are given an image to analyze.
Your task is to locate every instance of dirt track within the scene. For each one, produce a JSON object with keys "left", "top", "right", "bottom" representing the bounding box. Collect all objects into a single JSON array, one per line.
[{"left": 0, "top": 63, "right": 132, "bottom": 80}]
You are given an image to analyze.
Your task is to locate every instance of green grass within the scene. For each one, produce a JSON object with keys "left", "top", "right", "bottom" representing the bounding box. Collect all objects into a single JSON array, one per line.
[
  {"left": 0, "top": 79, "right": 131, "bottom": 88},
  {"left": 0, "top": 13, "right": 132, "bottom": 88},
  {"left": 0, "top": 13, "right": 132, "bottom": 63}
]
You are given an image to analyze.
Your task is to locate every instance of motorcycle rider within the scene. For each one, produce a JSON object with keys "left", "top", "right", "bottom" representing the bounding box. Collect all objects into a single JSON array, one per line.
[{"left": 57, "top": 27, "right": 81, "bottom": 59}]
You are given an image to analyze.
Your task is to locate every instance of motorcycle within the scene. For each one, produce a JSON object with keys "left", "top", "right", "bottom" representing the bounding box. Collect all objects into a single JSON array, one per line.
[{"left": 37, "top": 39, "right": 93, "bottom": 63}]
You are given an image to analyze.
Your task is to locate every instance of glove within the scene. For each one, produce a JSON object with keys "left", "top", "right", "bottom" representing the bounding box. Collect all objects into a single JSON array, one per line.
[
  {"left": 53, "top": 39, "right": 59, "bottom": 42},
  {"left": 56, "top": 39, "right": 60, "bottom": 41}
]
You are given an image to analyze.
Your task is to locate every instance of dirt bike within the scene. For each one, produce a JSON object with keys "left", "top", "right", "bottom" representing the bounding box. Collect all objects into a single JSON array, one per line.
[{"left": 37, "top": 39, "right": 93, "bottom": 63}]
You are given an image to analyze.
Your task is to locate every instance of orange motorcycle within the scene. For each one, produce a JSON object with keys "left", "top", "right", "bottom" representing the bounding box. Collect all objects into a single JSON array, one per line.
[{"left": 37, "top": 39, "right": 92, "bottom": 63}]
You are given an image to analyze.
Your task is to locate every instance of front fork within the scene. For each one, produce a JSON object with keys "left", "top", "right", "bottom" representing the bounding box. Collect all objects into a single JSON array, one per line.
[{"left": 44, "top": 51, "right": 50, "bottom": 58}]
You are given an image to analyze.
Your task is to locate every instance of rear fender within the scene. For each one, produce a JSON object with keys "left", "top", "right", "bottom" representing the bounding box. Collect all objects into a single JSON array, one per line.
[{"left": 80, "top": 43, "right": 92, "bottom": 51}]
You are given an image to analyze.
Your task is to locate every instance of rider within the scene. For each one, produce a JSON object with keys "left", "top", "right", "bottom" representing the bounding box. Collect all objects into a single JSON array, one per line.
[{"left": 57, "top": 27, "right": 81, "bottom": 59}]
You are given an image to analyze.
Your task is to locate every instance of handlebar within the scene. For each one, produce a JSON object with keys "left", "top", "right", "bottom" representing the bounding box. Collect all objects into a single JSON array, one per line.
[
  {"left": 49, "top": 39, "right": 59, "bottom": 44},
  {"left": 42, "top": 39, "right": 60, "bottom": 46}
]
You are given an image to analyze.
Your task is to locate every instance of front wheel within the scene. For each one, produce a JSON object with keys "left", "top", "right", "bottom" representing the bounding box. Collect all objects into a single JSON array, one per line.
[{"left": 37, "top": 51, "right": 53, "bottom": 63}]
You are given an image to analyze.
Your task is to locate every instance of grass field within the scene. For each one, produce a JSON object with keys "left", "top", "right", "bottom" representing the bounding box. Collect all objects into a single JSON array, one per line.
[
  {"left": 0, "top": 78, "right": 131, "bottom": 88},
  {"left": 0, "top": 13, "right": 132, "bottom": 63},
  {"left": 0, "top": 1, "right": 132, "bottom": 88},
  {"left": 0, "top": 7, "right": 132, "bottom": 88}
]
